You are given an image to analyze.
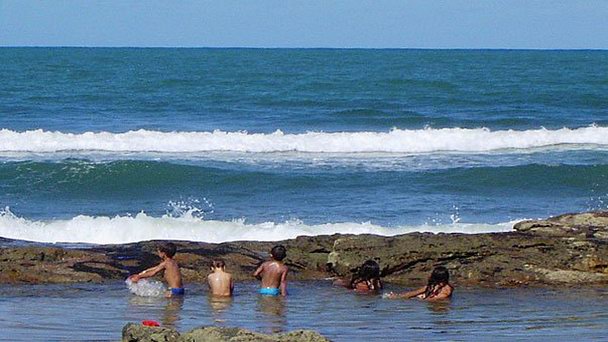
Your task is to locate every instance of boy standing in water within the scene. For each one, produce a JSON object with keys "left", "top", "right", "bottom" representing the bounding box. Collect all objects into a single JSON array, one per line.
[
  {"left": 129, "top": 242, "right": 185, "bottom": 297},
  {"left": 253, "top": 245, "right": 289, "bottom": 296},
  {"left": 207, "top": 259, "right": 234, "bottom": 296}
]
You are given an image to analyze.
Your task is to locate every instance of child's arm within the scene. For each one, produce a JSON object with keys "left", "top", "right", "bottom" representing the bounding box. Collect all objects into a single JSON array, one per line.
[
  {"left": 279, "top": 268, "right": 288, "bottom": 296},
  {"left": 253, "top": 263, "right": 264, "bottom": 279},
  {"left": 401, "top": 286, "right": 426, "bottom": 299},
  {"left": 129, "top": 262, "right": 166, "bottom": 282},
  {"left": 385, "top": 286, "right": 426, "bottom": 299},
  {"left": 332, "top": 278, "right": 349, "bottom": 287}
]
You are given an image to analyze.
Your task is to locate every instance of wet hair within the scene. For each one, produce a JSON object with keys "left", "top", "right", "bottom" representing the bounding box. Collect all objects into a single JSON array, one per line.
[
  {"left": 270, "top": 245, "right": 287, "bottom": 261},
  {"left": 157, "top": 242, "right": 177, "bottom": 258},
  {"left": 350, "top": 260, "right": 382, "bottom": 290},
  {"left": 424, "top": 266, "right": 450, "bottom": 299},
  {"left": 212, "top": 259, "right": 225, "bottom": 268}
]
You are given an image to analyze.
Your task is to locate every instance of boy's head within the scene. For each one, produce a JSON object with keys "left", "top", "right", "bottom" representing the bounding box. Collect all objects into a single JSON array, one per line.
[
  {"left": 270, "top": 245, "right": 286, "bottom": 261},
  {"left": 211, "top": 259, "right": 225, "bottom": 270},
  {"left": 157, "top": 242, "right": 177, "bottom": 258}
]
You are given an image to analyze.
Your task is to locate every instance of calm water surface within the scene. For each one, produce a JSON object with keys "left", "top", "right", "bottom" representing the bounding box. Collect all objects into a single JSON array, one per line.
[{"left": 1, "top": 281, "right": 607, "bottom": 341}]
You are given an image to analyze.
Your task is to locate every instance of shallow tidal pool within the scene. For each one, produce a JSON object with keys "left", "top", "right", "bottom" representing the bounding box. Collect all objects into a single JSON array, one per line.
[{"left": 1, "top": 281, "right": 607, "bottom": 341}]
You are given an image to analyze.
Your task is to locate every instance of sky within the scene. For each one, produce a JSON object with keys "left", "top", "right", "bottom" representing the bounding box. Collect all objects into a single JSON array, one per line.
[{"left": 1, "top": 0, "right": 607, "bottom": 49}]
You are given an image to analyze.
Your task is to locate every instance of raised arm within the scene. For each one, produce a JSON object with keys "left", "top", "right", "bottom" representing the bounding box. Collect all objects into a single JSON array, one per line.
[
  {"left": 129, "top": 261, "right": 166, "bottom": 282},
  {"left": 279, "top": 268, "right": 288, "bottom": 296}
]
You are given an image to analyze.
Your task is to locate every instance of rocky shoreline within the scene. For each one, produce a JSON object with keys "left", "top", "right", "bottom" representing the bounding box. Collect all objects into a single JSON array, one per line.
[{"left": 1, "top": 211, "right": 608, "bottom": 287}]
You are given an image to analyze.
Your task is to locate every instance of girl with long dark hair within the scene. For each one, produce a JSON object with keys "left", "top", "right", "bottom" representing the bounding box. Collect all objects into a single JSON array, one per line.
[{"left": 385, "top": 266, "right": 453, "bottom": 300}]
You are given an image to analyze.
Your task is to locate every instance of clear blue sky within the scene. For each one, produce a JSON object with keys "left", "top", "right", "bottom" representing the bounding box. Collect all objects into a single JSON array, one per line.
[{"left": 1, "top": 0, "right": 607, "bottom": 49}]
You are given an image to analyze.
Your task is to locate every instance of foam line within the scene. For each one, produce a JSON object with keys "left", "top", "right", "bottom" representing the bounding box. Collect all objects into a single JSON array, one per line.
[
  {"left": 0, "top": 126, "right": 607, "bottom": 154},
  {"left": 0, "top": 208, "right": 515, "bottom": 244}
]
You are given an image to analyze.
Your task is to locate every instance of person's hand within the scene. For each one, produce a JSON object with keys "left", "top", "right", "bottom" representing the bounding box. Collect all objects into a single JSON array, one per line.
[
  {"left": 129, "top": 274, "right": 141, "bottom": 282},
  {"left": 384, "top": 292, "right": 398, "bottom": 299}
]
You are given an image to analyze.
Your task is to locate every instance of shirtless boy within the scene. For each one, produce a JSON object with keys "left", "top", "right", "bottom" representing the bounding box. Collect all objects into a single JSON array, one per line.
[
  {"left": 129, "top": 242, "right": 184, "bottom": 297},
  {"left": 253, "top": 245, "right": 289, "bottom": 296},
  {"left": 207, "top": 259, "right": 233, "bottom": 297}
]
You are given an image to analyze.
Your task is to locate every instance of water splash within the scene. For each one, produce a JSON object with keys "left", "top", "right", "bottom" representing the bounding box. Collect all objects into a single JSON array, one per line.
[{"left": 125, "top": 278, "right": 166, "bottom": 297}]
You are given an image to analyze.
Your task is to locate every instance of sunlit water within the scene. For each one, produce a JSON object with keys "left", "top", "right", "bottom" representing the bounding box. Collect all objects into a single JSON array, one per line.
[{"left": 1, "top": 281, "right": 607, "bottom": 341}]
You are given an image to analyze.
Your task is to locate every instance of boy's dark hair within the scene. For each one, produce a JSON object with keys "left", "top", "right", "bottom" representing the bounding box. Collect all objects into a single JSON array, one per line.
[
  {"left": 212, "top": 259, "right": 225, "bottom": 268},
  {"left": 270, "top": 245, "right": 287, "bottom": 261},
  {"left": 157, "top": 242, "right": 177, "bottom": 258}
]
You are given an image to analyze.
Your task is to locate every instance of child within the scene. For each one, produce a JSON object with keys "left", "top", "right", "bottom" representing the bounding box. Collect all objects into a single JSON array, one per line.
[
  {"left": 207, "top": 259, "right": 233, "bottom": 297},
  {"left": 385, "top": 266, "right": 453, "bottom": 301},
  {"left": 253, "top": 245, "right": 289, "bottom": 296},
  {"left": 334, "top": 259, "right": 383, "bottom": 292},
  {"left": 128, "top": 242, "right": 184, "bottom": 297}
]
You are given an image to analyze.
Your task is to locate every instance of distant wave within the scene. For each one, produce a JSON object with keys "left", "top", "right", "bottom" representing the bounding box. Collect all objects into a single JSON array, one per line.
[
  {"left": 1, "top": 126, "right": 608, "bottom": 154},
  {"left": 0, "top": 208, "right": 515, "bottom": 244}
]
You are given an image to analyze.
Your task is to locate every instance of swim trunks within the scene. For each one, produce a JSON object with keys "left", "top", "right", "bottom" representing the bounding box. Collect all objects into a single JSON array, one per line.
[
  {"left": 259, "top": 287, "right": 280, "bottom": 296},
  {"left": 170, "top": 288, "right": 185, "bottom": 296}
]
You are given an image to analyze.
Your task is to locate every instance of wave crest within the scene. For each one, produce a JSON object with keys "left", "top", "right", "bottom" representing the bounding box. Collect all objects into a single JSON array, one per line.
[
  {"left": 0, "top": 208, "right": 515, "bottom": 244},
  {"left": 1, "top": 126, "right": 607, "bottom": 154}
]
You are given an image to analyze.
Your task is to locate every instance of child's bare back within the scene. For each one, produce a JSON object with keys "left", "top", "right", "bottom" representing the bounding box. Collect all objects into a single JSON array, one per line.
[
  {"left": 253, "top": 245, "right": 289, "bottom": 296},
  {"left": 257, "top": 261, "right": 288, "bottom": 288},
  {"left": 163, "top": 258, "right": 183, "bottom": 289},
  {"left": 207, "top": 259, "right": 233, "bottom": 297}
]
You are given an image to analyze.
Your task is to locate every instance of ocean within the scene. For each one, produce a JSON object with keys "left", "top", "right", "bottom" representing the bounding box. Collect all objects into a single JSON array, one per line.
[{"left": 1, "top": 47, "right": 607, "bottom": 244}]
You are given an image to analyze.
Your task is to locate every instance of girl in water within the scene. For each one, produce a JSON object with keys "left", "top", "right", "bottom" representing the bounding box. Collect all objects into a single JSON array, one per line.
[
  {"left": 385, "top": 266, "right": 453, "bottom": 300},
  {"left": 334, "top": 259, "right": 383, "bottom": 292}
]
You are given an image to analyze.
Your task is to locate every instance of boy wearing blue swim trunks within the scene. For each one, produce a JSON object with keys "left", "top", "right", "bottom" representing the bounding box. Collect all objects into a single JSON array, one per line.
[
  {"left": 253, "top": 245, "right": 289, "bottom": 296},
  {"left": 128, "top": 242, "right": 185, "bottom": 298}
]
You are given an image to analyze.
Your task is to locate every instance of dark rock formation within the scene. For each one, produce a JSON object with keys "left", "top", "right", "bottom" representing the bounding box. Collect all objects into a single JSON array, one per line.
[
  {"left": 122, "top": 323, "right": 330, "bottom": 342},
  {"left": 1, "top": 211, "right": 608, "bottom": 287}
]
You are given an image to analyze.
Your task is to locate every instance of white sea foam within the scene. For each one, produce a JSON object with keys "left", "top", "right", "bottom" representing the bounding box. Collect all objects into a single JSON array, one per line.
[
  {"left": 125, "top": 278, "right": 167, "bottom": 297},
  {"left": 0, "top": 208, "right": 516, "bottom": 244},
  {"left": 0, "top": 126, "right": 607, "bottom": 154}
]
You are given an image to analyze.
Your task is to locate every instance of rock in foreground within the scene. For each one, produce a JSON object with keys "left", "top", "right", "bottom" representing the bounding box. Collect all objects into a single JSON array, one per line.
[{"left": 122, "top": 323, "right": 330, "bottom": 342}]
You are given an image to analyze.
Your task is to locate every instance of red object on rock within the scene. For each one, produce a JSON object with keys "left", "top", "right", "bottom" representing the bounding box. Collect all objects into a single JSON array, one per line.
[{"left": 142, "top": 320, "right": 160, "bottom": 327}]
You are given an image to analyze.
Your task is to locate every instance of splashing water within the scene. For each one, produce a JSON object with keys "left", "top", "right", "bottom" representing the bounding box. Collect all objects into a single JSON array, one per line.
[{"left": 125, "top": 278, "right": 166, "bottom": 297}]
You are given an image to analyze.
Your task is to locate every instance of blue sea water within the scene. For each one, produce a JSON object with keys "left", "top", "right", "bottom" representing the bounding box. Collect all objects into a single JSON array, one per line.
[
  {"left": 0, "top": 47, "right": 607, "bottom": 243},
  {"left": 2, "top": 282, "right": 608, "bottom": 341}
]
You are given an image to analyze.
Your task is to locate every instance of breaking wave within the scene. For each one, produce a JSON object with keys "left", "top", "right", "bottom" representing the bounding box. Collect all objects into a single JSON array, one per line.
[
  {"left": 0, "top": 208, "right": 516, "bottom": 244},
  {"left": 1, "top": 126, "right": 607, "bottom": 154}
]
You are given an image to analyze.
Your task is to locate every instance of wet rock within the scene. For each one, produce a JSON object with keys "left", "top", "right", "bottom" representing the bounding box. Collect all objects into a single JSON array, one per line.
[
  {"left": 121, "top": 323, "right": 330, "bottom": 342},
  {"left": 122, "top": 323, "right": 180, "bottom": 342},
  {"left": 514, "top": 211, "right": 608, "bottom": 237},
  {"left": 1, "top": 211, "right": 608, "bottom": 287}
]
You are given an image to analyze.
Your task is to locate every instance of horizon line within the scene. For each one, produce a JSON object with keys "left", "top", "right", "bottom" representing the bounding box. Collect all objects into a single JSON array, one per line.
[{"left": 1, "top": 45, "right": 607, "bottom": 51}]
